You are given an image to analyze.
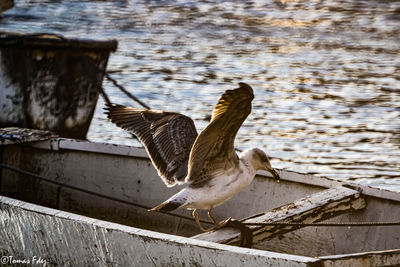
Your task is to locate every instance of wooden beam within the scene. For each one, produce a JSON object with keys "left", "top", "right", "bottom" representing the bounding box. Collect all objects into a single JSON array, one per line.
[{"left": 193, "top": 186, "right": 366, "bottom": 246}]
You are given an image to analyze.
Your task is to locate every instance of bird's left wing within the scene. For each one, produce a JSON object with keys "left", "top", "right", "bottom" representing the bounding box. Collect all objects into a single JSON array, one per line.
[
  {"left": 105, "top": 104, "right": 198, "bottom": 187},
  {"left": 186, "top": 83, "right": 254, "bottom": 185}
]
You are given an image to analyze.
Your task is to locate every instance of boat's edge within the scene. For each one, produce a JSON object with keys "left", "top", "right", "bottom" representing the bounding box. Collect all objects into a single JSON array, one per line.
[{"left": 0, "top": 31, "right": 118, "bottom": 51}]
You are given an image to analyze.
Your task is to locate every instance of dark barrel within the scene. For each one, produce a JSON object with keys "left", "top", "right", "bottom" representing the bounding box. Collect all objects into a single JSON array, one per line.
[{"left": 0, "top": 32, "right": 117, "bottom": 139}]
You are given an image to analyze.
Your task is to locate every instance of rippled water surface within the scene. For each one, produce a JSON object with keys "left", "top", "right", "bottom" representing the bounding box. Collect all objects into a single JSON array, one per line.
[{"left": 2, "top": 0, "right": 400, "bottom": 190}]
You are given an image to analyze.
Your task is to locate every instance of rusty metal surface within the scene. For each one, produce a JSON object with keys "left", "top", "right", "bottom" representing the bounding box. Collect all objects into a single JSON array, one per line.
[{"left": 0, "top": 32, "right": 117, "bottom": 139}]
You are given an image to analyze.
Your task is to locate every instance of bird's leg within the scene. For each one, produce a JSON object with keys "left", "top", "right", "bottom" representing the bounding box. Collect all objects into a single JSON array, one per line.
[
  {"left": 208, "top": 209, "right": 232, "bottom": 229},
  {"left": 192, "top": 209, "right": 209, "bottom": 232},
  {"left": 192, "top": 209, "right": 231, "bottom": 232},
  {"left": 208, "top": 209, "right": 221, "bottom": 227}
]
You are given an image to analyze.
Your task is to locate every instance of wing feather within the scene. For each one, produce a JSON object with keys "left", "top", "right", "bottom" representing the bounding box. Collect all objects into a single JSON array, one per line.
[
  {"left": 105, "top": 104, "right": 198, "bottom": 186},
  {"left": 186, "top": 82, "right": 254, "bottom": 185}
]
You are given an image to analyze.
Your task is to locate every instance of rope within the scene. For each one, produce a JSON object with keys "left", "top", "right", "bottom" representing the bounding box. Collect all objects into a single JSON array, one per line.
[
  {"left": 99, "top": 86, "right": 112, "bottom": 106},
  {"left": 1, "top": 162, "right": 400, "bottom": 228},
  {"left": 104, "top": 73, "right": 151, "bottom": 110}
]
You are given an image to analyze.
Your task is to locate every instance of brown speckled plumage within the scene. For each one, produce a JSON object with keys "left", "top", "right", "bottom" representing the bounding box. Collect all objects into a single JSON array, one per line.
[
  {"left": 105, "top": 83, "right": 253, "bottom": 187},
  {"left": 105, "top": 106, "right": 198, "bottom": 186}
]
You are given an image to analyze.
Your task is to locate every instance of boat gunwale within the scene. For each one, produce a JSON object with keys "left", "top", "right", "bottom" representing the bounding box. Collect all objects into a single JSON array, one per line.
[{"left": 0, "top": 31, "right": 118, "bottom": 51}]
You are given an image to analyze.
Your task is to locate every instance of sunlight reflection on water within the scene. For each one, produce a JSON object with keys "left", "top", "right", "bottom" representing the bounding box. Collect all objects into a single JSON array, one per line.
[{"left": 1, "top": 0, "right": 399, "bottom": 190}]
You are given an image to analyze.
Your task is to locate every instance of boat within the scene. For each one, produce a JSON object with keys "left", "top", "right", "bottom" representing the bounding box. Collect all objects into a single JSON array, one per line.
[
  {"left": 0, "top": 32, "right": 117, "bottom": 139},
  {"left": 1, "top": 127, "right": 399, "bottom": 266},
  {"left": 0, "top": 0, "right": 13, "bottom": 16}
]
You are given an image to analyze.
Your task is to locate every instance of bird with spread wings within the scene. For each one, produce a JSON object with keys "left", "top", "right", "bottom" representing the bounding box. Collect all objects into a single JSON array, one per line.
[{"left": 105, "top": 83, "right": 280, "bottom": 231}]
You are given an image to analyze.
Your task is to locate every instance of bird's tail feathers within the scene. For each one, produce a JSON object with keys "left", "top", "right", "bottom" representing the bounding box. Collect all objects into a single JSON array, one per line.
[{"left": 149, "top": 199, "right": 184, "bottom": 212}]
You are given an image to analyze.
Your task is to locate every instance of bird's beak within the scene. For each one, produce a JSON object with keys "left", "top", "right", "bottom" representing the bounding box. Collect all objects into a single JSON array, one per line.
[{"left": 266, "top": 167, "right": 280, "bottom": 182}]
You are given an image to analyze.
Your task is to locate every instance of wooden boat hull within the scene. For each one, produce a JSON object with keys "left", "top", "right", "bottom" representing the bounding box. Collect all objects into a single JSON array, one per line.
[
  {"left": 0, "top": 32, "right": 117, "bottom": 139},
  {"left": 0, "top": 129, "right": 399, "bottom": 266}
]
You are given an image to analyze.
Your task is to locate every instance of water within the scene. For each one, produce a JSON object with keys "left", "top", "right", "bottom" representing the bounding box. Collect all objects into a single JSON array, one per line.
[{"left": 2, "top": 0, "right": 400, "bottom": 190}]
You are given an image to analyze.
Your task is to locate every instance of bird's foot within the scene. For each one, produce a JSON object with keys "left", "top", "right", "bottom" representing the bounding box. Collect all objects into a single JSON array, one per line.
[
  {"left": 212, "top": 216, "right": 233, "bottom": 229},
  {"left": 199, "top": 217, "right": 235, "bottom": 232},
  {"left": 196, "top": 218, "right": 233, "bottom": 232}
]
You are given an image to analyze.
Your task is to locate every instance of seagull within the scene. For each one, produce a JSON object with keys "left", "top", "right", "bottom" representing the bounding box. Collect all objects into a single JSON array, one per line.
[{"left": 105, "top": 83, "right": 280, "bottom": 231}]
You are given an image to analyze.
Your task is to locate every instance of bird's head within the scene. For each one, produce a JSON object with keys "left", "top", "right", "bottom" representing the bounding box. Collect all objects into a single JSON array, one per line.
[{"left": 245, "top": 148, "right": 280, "bottom": 181}]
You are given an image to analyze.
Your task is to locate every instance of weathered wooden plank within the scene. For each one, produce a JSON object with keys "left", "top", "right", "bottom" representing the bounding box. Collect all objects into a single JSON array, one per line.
[
  {"left": 0, "top": 127, "right": 56, "bottom": 145},
  {"left": 193, "top": 186, "right": 366, "bottom": 246}
]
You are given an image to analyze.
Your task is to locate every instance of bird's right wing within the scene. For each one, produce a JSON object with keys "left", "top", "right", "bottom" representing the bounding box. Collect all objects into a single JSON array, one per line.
[{"left": 105, "top": 104, "right": 198, "bottom": 187}]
